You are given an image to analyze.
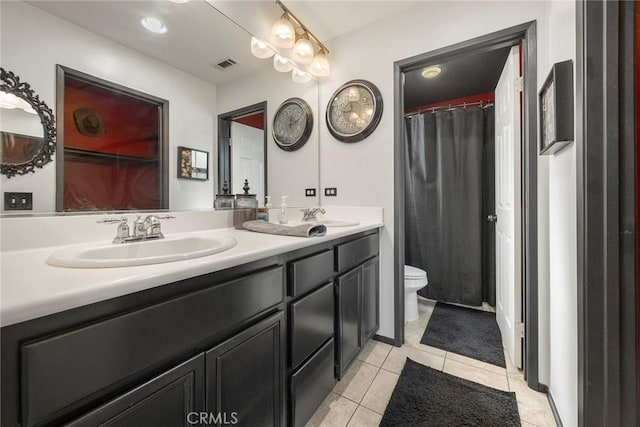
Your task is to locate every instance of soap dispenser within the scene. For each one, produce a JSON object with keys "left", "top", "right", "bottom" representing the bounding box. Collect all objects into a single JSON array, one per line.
[
  {"left": 278, "top": 195, "right": 289, "bottom": 224},
  {"left": 257, "top": 195, "right": 272, "bottom": 222},
  {"left": 233, "top": 179, "right": 258, "bottom": 229}
]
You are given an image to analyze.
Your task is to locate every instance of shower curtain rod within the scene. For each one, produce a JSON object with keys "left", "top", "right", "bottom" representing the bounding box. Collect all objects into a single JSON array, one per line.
[{"left": 405, "top": 100, "right": 494, "bottom": 117}]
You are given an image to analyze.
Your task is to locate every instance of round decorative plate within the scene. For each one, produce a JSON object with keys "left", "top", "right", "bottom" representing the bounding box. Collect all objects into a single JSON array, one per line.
[
  {"left": 326, "top": 79, "right": 383, "bottom": 143},
  {"left": 272, "top": 97, "right": 313, "bottom": 151}
]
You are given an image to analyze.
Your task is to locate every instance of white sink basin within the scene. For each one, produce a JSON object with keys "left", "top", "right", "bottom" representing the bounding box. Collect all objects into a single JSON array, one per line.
[{"left": 47, "top": 234, "right": 237, "bottom": 268}]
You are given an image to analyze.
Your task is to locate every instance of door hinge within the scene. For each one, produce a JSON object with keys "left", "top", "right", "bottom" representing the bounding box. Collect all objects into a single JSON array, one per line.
[
  {"left": 515, "top": 76, "right": 524, "bottom": 92},
  {"left": 516, "top": 322, "right": 525, "bottom": 338}
]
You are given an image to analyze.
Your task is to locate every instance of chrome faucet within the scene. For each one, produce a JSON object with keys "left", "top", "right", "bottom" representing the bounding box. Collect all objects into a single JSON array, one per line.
[
  {"left": 98, "top": 215, "right": 175, "bottom": 244},
  {"left": 300, "top": 207, "right": 326, "bottom": 222}
]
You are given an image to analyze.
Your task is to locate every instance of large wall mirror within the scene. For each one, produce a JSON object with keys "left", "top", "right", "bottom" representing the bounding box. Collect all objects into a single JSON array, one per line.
[{"left": 0, "top": 0, "right": 319, "bottom": 214}]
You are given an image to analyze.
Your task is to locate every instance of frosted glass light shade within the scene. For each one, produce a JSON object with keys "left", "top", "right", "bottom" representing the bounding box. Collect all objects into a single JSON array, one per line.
[
  {"left": 309, "top": 52, "right": 330, "bottom": 77},
  {"left": 273, "top": 54, "right": 294, "bottom": 72},
  {"left": 292, "top": 68, "right": 311, "bottom": 83},
  {"left": 270, "top": 16, "right": 295, "bottom": 48},
  {"left": 251, "top": 37, "right": 274, "bottom": 59},
  {"left": 291, "top": 37, "right": 314, "bottom": 65}
]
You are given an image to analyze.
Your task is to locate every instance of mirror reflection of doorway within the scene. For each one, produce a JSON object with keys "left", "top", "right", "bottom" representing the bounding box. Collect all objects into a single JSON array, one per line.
[{"left": 218, "top": 102, "right": 267, "bottom": 206}]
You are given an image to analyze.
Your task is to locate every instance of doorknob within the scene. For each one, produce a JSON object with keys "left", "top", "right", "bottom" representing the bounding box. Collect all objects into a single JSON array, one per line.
[{"left": 487, "top": 214, "right": 498, "bottom": 223}]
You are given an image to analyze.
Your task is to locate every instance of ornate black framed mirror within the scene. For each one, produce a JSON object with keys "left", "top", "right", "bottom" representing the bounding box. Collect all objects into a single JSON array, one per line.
[{"left": 0, "top": 67, "right": 56, "bottom": 178}]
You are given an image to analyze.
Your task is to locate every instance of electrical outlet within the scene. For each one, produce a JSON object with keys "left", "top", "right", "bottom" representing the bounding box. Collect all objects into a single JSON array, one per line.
[
  {"left": 4, "top": 192, "right": 33, "bottom": 210},
  {"left": 305, "top": 188, "right": 317, "bottom": 197},
  {"left": 324, "top": 187, "right": 337, "bottom": 197}
]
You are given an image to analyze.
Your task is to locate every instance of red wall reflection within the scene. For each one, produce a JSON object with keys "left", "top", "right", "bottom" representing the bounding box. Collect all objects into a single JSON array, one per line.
[{"left": 63, "top": 77, "right": 161, "bottom": 211}]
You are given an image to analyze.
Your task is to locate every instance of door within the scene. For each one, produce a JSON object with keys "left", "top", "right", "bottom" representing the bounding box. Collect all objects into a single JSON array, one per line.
[
  {"left": 336, "top": 267, "right": 362, "bottom": 379},
  {"left": 494, "top": 45, "right": 523, "bottom": 369},
  {"left": 66, "top": 354, "right": 205, "bottom": 427},
  {"left": 231, "top": 121, "right": 265, "bottom": 205},
  {"left": 205, "top": 312, "right": 284, "bottom": 427}
]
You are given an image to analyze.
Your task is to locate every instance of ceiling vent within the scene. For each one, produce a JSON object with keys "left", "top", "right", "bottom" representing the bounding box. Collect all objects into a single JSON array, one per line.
[{"left": 215, "top": 58, "right": 237, "bottom": 70}]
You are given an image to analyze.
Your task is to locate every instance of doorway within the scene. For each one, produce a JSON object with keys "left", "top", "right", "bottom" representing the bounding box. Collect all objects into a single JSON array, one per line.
[
  {"left": 393, "top": 21, "right": 540, "bottom": 390},
  {"left": 217, "top": 102, "right": 267, "bottom": 205}
]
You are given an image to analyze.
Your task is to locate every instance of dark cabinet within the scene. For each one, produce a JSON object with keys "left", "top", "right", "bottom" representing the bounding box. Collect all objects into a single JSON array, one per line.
[
  {"left": 289, "top": 282, "right": 334, "bottom": 369},
  {"left": 336, "top": 267, "right": 363, "bottom": 379},
  {"left": 290, "top": 339, "right": 335, "bottom": 427},
  {"left": 206, "top": 313, "right": 285, "bottom": 427},
  {"left": 362, "top": 257, "right": 380, "bottom": 342},
  {"left": 336, "top": 250, "right": 379, "bottom": 380},
  {"left": 66, "top": 354, "right": 205, "bottom": 427}
]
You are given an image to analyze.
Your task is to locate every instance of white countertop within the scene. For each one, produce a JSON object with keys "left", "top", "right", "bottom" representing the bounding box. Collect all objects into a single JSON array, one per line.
[{"left": 0, "top": 222, "right": 382, "bottom": 327}]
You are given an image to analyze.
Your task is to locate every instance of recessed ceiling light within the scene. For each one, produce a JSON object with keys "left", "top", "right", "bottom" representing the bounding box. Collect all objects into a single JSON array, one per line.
[
  {"left": 141, "top": 17, "right": 167, "bottom": 34},
  {"left": 421, "top": 66, "right": 442, "bottom": 79},
  {"left": 169, "top": 0, "right": 189, "bottom": 3}
]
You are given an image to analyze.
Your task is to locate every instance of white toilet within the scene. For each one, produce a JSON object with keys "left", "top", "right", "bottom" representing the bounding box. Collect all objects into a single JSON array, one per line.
[{"left": 404, "top": 265, "right": 428, "bottom": 322}]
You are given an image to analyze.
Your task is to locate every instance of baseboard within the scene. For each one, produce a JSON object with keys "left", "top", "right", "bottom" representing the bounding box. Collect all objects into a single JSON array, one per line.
[
  {"left": 373, "top": 334, "right": 399, "bottom": 347},
  {"left": 547, "top": 390, "right": 564, "bottom": 427}
]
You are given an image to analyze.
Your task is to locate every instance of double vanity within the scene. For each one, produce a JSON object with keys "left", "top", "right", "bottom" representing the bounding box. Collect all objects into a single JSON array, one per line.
[{"left": 0, "top": 212, "right": 383, "bottom": 427}]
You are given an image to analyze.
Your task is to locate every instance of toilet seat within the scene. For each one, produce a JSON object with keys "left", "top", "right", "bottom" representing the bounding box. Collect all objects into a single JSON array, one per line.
[{"left": 405, "top": 265, "right": 427, "bottom": 280}]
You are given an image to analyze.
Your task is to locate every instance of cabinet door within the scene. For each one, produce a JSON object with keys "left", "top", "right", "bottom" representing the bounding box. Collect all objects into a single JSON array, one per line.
[
  {"left": 336, "top": 268, "right": 362, "bottom": 379},
  {"left": 206, "top": 312, "right": 284, "bottom": 427},
  {"left": 362, "top": 257, "right": 380, "bottom": 342},
  {"left": 66, "top": 354, "right": 205, "bottom": 427}
]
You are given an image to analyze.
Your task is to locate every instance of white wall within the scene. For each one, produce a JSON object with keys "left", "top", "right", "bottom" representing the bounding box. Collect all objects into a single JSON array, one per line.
[
  {"left": 217, "top": 70, "right": 319, "bottom": 207},
  {"left": 545, "top": 1, "right": 578, "bottom": 425},
  {"left": 0, "top": 1, "right": 217, "bottom": 212},
  {"left": 318, "top": 1, "right": 576, "bottom": 424}
]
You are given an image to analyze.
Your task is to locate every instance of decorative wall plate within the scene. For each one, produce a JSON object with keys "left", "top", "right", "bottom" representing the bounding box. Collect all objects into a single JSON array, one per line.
[
  {"left": 326, "top": 79, "right": 383, "bottom": 143},
  {"left": 272, "top": 97, "right": 313, "bottom": 151}
]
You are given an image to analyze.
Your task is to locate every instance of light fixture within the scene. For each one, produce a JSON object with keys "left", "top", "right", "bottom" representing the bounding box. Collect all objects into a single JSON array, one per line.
[
  {"left": 292, "top": 68, "right": 311, "bottom": 84},
  {"left": 252, "top": 1, "right": 331, "bottom": 78},
  {"left": 168, "top": 0, "right": 189, "bottom": 3},
  {"left": 251, "top": 37, "right": 275, "bottom": 59},
  {"left": 291, "top": 35, "right": 314, "bottom": 65},
  {"left": 309, "top": 49, "right": 330, "bottom": 77},
  {"left": 270, "top": 14, "right": 295, "bottom": 48},
  {"left": 421, "top": 66, "right": 442, "bottom": 79},
  {"left": 273, "top": 54, "right": 293, "bottom": 72},
  {"left": 141, "top": 17, "right": 167, "bottom": 34}
]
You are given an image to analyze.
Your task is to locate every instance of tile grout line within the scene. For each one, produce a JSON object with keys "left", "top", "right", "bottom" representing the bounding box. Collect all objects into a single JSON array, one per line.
[{"left": 354, "top": 365, "right": 382, "bottom": 419}]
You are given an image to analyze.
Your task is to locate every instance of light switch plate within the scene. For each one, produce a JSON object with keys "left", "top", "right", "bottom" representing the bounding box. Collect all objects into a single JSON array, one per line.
[{"left": 324, "top": 187, "right": 337, "bottom": 197}]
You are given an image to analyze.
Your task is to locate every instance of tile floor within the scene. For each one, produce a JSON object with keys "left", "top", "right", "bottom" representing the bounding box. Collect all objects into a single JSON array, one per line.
[{"left": 306, "top": 300, "right": 557, "bottom": 427}]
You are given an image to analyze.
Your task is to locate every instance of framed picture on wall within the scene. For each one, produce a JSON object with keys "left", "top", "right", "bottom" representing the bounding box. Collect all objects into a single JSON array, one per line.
[
  {"left": 178, "top": 146, "right": 209, "bottom": 180},
  {"left": 539, "top": 60, "right": 574, "bottom": 155}
]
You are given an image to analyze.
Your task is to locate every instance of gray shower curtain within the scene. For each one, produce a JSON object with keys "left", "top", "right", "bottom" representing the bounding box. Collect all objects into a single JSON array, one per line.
[{"left": 406, "top": 107, "right": 495, "bottom": 307}]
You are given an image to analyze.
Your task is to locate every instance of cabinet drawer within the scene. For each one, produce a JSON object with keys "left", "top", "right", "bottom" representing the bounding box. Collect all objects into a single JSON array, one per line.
[
  {"left": 290, "top": 282, "right": 334, "bottom": 368},
  {"left": 20, "top": 266, "right": 284, "bottom": 427},
  {"left": 66, "top": 354, "right": 205, "bottom": 427},
  {"left": 290, "top": 339, "right": 335, "bottom": 427},
  {"left": 336, "top": 233, "right": 378, "bottom": 273},
  {"left": 288, "top": 249, "right": 333, "bottom": 297}
]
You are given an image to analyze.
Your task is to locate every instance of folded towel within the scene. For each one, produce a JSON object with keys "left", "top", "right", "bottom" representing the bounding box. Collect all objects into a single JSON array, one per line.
[{"left": 242, "top": 220, "right": 327, "bottom": 237}]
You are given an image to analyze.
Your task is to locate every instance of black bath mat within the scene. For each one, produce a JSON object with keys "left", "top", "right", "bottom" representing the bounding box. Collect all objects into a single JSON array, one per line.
[
  {"left": 420, "top": 302, "right": 506, "bottom": 367},
  {"left": 380, "top": 358, "right": 520, "bottom": 427}
]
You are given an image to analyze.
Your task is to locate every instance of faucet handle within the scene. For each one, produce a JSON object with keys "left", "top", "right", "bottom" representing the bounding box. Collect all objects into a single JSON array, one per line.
[{"left": 97, "top": 217, "right": 128, "bottom": 224}]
